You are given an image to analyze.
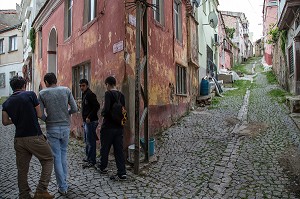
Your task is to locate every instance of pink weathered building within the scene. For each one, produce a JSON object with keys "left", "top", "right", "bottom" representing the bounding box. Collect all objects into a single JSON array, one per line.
[
  {"left": 218, "top": 11, "right": 238, "bottom": 69},
  {"left": 220, "top": 11, "right": 250, "bottom": 65},
  {"left": 31, "top": 0, "right": 199, "bottom": 147},
  {"left": 262, "top": 0, "right": 278, "bottom": 66}
]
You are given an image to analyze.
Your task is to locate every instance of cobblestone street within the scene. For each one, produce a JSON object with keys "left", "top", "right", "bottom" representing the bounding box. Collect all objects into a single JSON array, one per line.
[{"left": 1, "top": 59, "right": 300, "bottom": 198}]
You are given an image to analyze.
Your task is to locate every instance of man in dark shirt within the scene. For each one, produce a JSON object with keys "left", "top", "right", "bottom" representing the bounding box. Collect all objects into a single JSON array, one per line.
[
  {"left": 95, "top": 76, "right": 126, "bottom": 181},
  {"left": 79, "top": 79, "right": 100, "bottom": 168},
  {"left": 2, "top": 76, "right": 54, "bottom": 199}
]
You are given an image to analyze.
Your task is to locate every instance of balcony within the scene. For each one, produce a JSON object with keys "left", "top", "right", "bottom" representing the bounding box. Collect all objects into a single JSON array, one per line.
[{"left": 278, "top": 0, "right": 300, "bottom": 30}]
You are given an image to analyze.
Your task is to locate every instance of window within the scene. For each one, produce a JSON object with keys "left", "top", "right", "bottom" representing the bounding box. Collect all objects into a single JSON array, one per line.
[
  {"left": 64, "top": 0, "right": 73, "bottom": 39},
  {"left": 288, "top": 46, "right": 294, "bottom": 75},
  {"left": 176, "top": 65, "right": 187, "bottom": 95},
  {"left": 39, "top": 30, "right": 42, "bottom": 58},
  {"left": 10, "top": 71, "right": 16, "bottom": 79},
  {"left": 267, "top": 0, "right": 277, "bottom": 6},
  {"left": 0, "top": 39, "right": 4, "bottom": 54},
  {"left": 0, "top": 73, "right": 5, "bottom": 88},
  {"left": 153, "top": 0, "right": 164, "bottom": 25},
  {"left": 72, "top": 62, "right": 90, "bottom": 99},
  {"left": 84, "top": 0, "right": 97, "bottom": 25},
  {"left": 174, "top": 0, "right": 182, "bottom": 41},
  {"left": 9, "top": 35, "right": 17, "bottom": 52}
]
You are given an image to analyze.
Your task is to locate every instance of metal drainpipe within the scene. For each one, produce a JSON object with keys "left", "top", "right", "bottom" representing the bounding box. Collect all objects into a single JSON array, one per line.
[{"left": 32, "top": 53, "right": 34, "bottom": 92}]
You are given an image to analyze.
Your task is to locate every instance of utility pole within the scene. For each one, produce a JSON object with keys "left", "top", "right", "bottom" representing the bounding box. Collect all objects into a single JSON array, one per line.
[{"left": 134, "top": 0, "right": 149, "bottom": 174}]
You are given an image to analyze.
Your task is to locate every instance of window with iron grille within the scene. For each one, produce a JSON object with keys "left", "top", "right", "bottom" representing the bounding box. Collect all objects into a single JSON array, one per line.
[
  {"left": 174, "top": 0, "right": 182, "bottom": 41},
  {"left": 289, "top": 46, "right": 294, "bottom": 75},
  {"left": 84, "top": 0, "right": 97, "bottom": 25},
  {"left": 9, "top": 35, "right": 17, "bottom": 52},
  {"left": 0, "top": 39, "right": 4, "bottom": 54},
  {"left": 72, "top": 62, "right": 90, "bottom": 99},
  {"left": 153, "top": 0, "right": 164, "bottom": 25},
  {"left": 176, "top": 65, "right": 187, "bottom": 95}
]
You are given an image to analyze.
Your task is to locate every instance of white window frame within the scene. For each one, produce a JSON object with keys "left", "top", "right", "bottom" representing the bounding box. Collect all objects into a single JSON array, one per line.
[
  {"left": 9, "top": 35, "right": 17, "bottom": 52},
  {"left": 0, "top": 39, "right": 4, "bottom": 54}
]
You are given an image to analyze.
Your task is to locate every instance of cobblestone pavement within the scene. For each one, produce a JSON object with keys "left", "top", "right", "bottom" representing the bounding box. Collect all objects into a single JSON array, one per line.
[{"left": 1, "top": 58, "right": 300, "bottom": 198}]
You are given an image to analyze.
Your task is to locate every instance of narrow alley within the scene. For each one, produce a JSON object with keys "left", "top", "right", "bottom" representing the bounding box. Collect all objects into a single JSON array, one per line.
[{"left": 1, "top": 58, "right": 300, "bottom": 198}]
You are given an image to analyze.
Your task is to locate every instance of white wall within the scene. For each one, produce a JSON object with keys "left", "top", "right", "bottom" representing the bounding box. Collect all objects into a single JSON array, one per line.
[
  {"left": 0, "top": 62, "right": 23, "bottom": 96},
  {"left": 197, "top": 0, "right": 219, "bottom": 80}
]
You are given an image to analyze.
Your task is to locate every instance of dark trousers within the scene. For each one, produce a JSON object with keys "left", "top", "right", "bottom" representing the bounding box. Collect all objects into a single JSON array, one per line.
[
  {"left": 84, "top": 121, "right": 98, "bottom": 164},
  {"left": 14, "top": 135, "right": 53, "bottom": 199},
  {"left": 100, "top": 128, "right": 126, "bottom": 175}
]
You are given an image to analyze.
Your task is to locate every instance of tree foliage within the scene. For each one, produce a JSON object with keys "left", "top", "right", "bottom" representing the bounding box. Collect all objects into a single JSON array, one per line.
[
  {"left": 29, "top": 28, "right": 36, "bottom": 53},
  {"left": 225, "top": 27, "right": 235, "bottom": 39},
  {"left": 267, "top": 26, "right": 280, "bottom": 44}
]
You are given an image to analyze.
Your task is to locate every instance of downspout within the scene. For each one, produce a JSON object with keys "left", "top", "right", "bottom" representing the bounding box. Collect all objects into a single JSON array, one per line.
[
  {"left": 172, "top": 0, "right": 175, "bottom": 122},
  {"left": 32, "top": 53, "right": 34, "bottom": 92}
]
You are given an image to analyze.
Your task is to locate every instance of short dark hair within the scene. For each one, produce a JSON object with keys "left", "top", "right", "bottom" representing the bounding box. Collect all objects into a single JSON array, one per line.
[
  {"left": 44, "top": 73, "right": 57, "bottom": 85},
  {"left": 79, "top": 79, "right": 89, "bottom": 85},
  {"left": 10, "top": 76, "right": 26, "bottom": 92},
  {"left": 105, "top": 76, "right": 116, "bottom": 86}
]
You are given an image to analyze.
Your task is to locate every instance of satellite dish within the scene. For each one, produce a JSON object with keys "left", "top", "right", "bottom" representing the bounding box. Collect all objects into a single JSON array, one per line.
[
  {"left": 192, "top": 0, "right": 201, "bottom": 7},
  {"left": 208, "top": 12, "right": 218, "bottom": 29}
]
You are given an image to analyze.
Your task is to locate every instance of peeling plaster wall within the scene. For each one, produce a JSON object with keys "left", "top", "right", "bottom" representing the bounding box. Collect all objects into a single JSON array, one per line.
[
  {"left": 125, "top": 0, "right": 192, "bottom": 136},
  {"left": 34, "top": 0, "right": 195, "bottom": 146},
  {"left": 33, "top": 0, "right": 128, "bottom": 141}
]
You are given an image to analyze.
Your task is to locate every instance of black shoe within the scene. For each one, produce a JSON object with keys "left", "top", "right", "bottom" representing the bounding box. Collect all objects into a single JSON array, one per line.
[
  {"left": 58, "top": 189, "right": 68, "bottom": 196},
  {"left": 82, "top": 158, "right": 88, "bottom": 162},
  {"left": 82, "top": 162, "right": 95, "bottom": 169},
  {"left": 95, "top": 164, "right": 108, "bottom": 174},
  {"left": 110, "top": 174, "right": 127, "bottom": 181}
]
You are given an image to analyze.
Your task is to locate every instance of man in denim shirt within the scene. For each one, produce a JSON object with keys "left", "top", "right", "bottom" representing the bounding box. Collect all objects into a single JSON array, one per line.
[
  {"left": 39, "top": 73, "right": 77, "bottom": 195},
  {"left": 79, "top": 79, "right": 100, "bottom": 168}
]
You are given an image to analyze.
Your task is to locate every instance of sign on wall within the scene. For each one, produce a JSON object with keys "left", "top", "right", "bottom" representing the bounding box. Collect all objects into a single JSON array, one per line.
[{"left": 113, "top": 41, "right": 124, "bottom": 54}]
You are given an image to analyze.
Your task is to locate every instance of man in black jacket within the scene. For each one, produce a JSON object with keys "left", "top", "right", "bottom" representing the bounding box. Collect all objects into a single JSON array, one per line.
[
  {"left": 79, "top": 79, "right": 100, "bottom": 168},
  {"left": 95, "top": 76, "right": 127, "bottom": 181}
]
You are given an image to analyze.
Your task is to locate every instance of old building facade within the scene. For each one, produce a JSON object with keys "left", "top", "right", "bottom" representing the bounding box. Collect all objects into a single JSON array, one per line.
[
  {"left": 0, "top": 10, "right": 23, "bottom": 97},
  {"left": 18, "top": 0, "right": 47, "bottom": 91},
  {"left": 262, "top": 0, "right": 278, "bottom": 66},
  {"left": 218, "top": 11, "right": 239, "bottom": 69},
  {"left": 31, "top": 0, "right": 199, "bottom": 146},
  {"left": 220, "top": 11, "right": 250, "bottom": 65},
  {"left": 197, "top": 0, "right": 219, "bottom": 79},
  {"left": 274, "top": 0, "right": 300, "bottom": 94}
]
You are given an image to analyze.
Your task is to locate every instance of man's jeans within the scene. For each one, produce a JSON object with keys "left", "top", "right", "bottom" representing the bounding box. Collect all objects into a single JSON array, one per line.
[
  {"left": 46, "top": 126, "right": 69, "bottom": 192},
  {"left": 84, "top": 121, "right": 98, "bottom": 164},
  {"left": 14, "top": 135, "right": 53, "bottom": 199}
]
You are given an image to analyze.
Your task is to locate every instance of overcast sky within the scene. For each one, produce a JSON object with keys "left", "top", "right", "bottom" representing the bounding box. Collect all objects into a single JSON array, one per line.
[
  {"left": 0, "top": 0, "right": 21, "bottom": 10},
  {"left": 1, "top": 0, "right": 263, "bottom": 42},
  {"left": 218, "top": 0, "right": 263, "bottom": 42}
]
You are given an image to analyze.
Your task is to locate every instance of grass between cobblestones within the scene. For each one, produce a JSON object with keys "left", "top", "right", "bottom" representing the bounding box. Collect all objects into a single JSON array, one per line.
[
  {"left": 211, "top": 80, "right": 251, "bottom": 107},
  {"left": 268, "top": 88, "right": 291, "bottom": 104},
  {"left": 224, "top": 80, "right": 251, "bottom": 97},
  {"left": 232, "top": 64, "right": 252, "bottom": 75},
  {"left": 264, "top": 70, "right": 278, "bottom": 84}
]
